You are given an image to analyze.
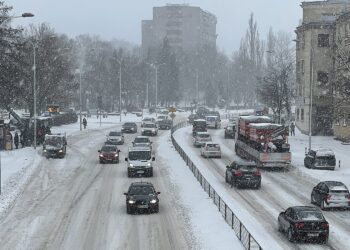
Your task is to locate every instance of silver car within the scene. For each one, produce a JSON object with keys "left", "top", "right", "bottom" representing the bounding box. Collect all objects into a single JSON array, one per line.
[{"left": 193, "top": 132, "right": 212, "bottom": 147}]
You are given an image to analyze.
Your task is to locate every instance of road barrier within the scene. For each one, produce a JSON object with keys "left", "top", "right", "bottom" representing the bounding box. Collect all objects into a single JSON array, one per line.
[{"left": 171, "top": 121, "right": 263, "bottom": 250}]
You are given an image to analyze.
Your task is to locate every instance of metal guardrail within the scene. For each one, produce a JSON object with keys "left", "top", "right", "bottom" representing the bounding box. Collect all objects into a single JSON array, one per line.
[{"left": 171, "top": 121, "right": 263, "bottom": 250}]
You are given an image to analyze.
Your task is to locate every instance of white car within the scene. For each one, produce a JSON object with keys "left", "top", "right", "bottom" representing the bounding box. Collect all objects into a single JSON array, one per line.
[
  {"left": 201, "top": 142, "right": 221, "bottom": 158},
  {"left": 205, "top": 115, "right": 221, "bottom": 129},
  {"left": 141, "top": 117, "right": 156, "bottom": 127},
  {"left": 141, "top": 122, "right": 158, "bottom": 136},
  {"left": 193, "top": 132, "right": 212, "bottom": 147},
  {"left": 156, "top": 115, "right": 169, "bottom": 124}
]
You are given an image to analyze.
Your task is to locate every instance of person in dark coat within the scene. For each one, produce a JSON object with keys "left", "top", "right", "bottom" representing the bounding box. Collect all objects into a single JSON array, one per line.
[
  {"left": 290, "top": 122, "right": 295, "bottom": 136},
  {"left": 83, "top": 117, "right": 87, "bottom": 129},
  {"left": 14, "top": 132, "right": 19, "bottom": 149},
  {"left": 20, "top": 132, "right": 25, "bottom": 148}
]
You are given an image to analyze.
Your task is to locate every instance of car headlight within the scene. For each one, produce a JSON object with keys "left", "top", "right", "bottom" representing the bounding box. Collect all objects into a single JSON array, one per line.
[
  {"left": 129, "top": 163, "right": 134, "bottom": 167},
  {"left": 99, "top": 154, "right": 104, "bottom": 157},
  {"left": 150, "top": 199, "right": 157, "bottom": 204},
  {"left": 115, "top": 153, "right": 118, "bottom": 157},
  {"left": 152, "top": 129, "right": 155, "bottom": 132},
  {"left": 59, "top": 149, "right": 63, "bottom": 153},
  {"left": 141, "top": 129, "right": 144, "bottom": 132},
  {"left": 44, "top": 149, "right": 47, "bottom": 152},
  {"left": 131, "top": 128, "right": 134, "bottom": 130},
  {"left": 128, "top": 200, "right": 135, "bottom": 204},
  {"left": 147, "top": 163, "right": 151, "bottom": 167}
]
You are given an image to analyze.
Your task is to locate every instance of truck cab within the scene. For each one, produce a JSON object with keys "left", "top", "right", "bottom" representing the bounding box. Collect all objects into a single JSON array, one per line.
[
  {"left": 43, "top": 134, "right": 67, "bottom": 158},
  {"left": 125, "top": 146, "right": 155, "bottom": 177}
]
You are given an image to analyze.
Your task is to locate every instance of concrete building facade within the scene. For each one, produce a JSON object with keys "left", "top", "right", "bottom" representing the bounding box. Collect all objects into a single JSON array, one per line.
[
  {"left": 142, "top": 4, "right": 217, "bottom": 54},
  {"left": 295, "top": 0, "right": 350, "bottom": 136}
]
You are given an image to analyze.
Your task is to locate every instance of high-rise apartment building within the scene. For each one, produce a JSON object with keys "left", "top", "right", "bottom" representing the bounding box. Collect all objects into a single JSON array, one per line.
[{"left": 142, "top": 4, "right": 217, "bottom": 54}]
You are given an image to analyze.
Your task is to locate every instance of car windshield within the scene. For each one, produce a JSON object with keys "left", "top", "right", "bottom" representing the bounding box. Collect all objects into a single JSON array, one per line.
[
  {"left": 129, "top": 151, "right": 151, "bottom": 160},
  {"left": 109, "top": 132, "right": 122, "bottom": 136},
  {"left": 134, "top": 138, "right": 150, "bottom": 143},
  {"left": 198, "top": 134, "right": 210, "bottom": 138},
  {"left": 144, "top": 124, "right": 155, "bottom": 128},
  {"left": 296, "top": 210, "right": 324, "bottom": 221},
  {"left": 129, "top": 185, "right": 154, "bottom": 195},
  {"left": 206, "top": 117, "right": 216, "bottom": 121},
  {"left": 239, "top": 165, "right": 256, "bottom": 171},
  {"left": 45, "top": 137, "right": 63, "bottom": 146},
  {"left": 124, "top": 123, "right": 135, "bottom": 126},
  {"left": 143, "top": 118, "right": 152, "bottom": 121},
  {"left": 101, "top": 146, "right": 116, "bottom": 152}
]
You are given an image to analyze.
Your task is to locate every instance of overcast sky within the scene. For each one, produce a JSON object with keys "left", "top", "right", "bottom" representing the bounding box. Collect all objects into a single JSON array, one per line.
[{"left": 7, "top": 0, "right": 303, "bottom": 54}]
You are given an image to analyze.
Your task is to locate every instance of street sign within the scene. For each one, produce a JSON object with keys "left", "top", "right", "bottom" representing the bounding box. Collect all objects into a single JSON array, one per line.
[{"left": 168, "top": 107, "right": 176, "bottom": 113}]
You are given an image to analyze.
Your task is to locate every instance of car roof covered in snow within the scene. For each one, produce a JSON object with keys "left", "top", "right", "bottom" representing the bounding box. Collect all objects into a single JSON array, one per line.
[
  {"left": 248, "top": 123, "right": 282, "bottom": 129},
  {"left": 315, "top": 149, "right": 335, "bottom": 156},
  {"left": 239, "top": 115, "right": 272, "bottom": 122},
  {"left": 194, "top": 119, "right": 206, "bottom": 122},
  {"left": 128, "top": 146, "right": 151, "bottom": 152}
]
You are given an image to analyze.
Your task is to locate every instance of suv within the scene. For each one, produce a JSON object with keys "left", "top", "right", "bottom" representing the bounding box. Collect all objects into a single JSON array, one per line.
[
  {"left": 106, "top": 131, "right": 124, "bottom": 145},
  {"left": 121, "top": 122, "right": 138, "bottom": 133},
  {"left": 205, "top": 115, "right": 221, "bottom": 129},
  {"left": 98, "top": 145, "right": 120, "bottom": 164},
  {"left": 158, "top": 119, "right": 172, "bottom": 130},
  {"left": 124, "top": 182, "right": 160, "bottom": 214},
  {"left": 43, "top": 134, "right": 67, "bottom": 158},
  {"left": 193, "top": 132, "right": 212, "bottom": 147},
  {"left": 125, "top": 146, "right": 155, "bottom": 177},
  {"left": 311, "top": 181, "right": 350, "bottom": 210},
  {"left": 304, "top": 149, "right": 336, "bottom": 170},
  {"left": 224, "top": 122, "right": 236, "bottom": 139},
  {"left": 141, "top": 122, "right": 158, "bottom": 136},
  {"left": 225, "top": 160, "right": 261, "bottom": 188},
  {"left": 132, "top": 136, "right": 152, "bottom": 148},
  {"left": 141, "top": 117, "right": 156, "bottom": 127}
]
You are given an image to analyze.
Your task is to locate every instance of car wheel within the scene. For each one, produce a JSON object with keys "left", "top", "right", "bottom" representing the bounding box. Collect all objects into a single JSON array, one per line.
[
  {"left": 99, "top": 160, "right": 104, "bottom": 164},
  {"left": 149, "top": 170, "right": 153, "bottom": 177},
  {"left": 154, "top": 204, "right": 159, "bottom": 213},
  {"left": 225, "top": 173, "right": 228, "bottom": 183},
  {"left": 128, "top": 171, "right": 132, "bottom": 178},
  {"left": 320, "top": 236, "right": 328, "bottom": 245},
  {"left": 255, "top": 182, "right": 261, "bottom": 189},
  {"left": 288, "top": 228, "right": 294, "bottom": 242},
  {"left": 278, "top": 222, "right": 283, "bottom": 232},
  {"left": 127, "top": 205, "right": 132, "bottom": 214},
  {"left": 311, "top": 193, "right": 316, "bottom": 204},
  {"left": 320, "top": 200, "right": 326, "bottom": 210}
]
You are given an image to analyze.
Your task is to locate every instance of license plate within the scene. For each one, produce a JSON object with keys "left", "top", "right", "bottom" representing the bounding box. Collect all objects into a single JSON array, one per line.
[
  {"left": 137, "top": 171, "right": 144, "bottom": 174},
  {"left": 138, "top": 205, "right": 148, "bottom": 208},
  {"left": 308, "top": 233, "right": 319, "bottom": 237}
]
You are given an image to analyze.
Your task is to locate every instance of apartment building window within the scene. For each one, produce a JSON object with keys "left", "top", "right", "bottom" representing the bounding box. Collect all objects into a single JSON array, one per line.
[
  {"left": 317, "top": 71, "right": 328, "bottom": 84},
  {"left": 318, "top": 34, "right": 330, "bottom": 47},
  {"left": 301, "top": 109, "right": 304, "bottom": 121},
  {"left": 296, "top": 61, "right": 300, "bottom": 73},
  {"left": 297, "top": 108, "right": 300, "bottom": 121},
  {"left": 301, "top": 60, "right": 305, "bottom": 74}
]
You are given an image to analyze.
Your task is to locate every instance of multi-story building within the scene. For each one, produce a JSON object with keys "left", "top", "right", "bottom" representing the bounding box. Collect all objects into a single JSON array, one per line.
[
  {"left": 295, "top": 0, "right": 350, "bottom": 136},
  {"left": 142, "top": 4, "right": 217, "bottom": 54}
]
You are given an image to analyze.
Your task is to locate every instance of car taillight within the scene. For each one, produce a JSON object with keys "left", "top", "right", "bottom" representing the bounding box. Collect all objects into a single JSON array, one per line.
[
  {"left": 326, "top": 195, "right": 331, "bottom": 201},
  {"left": 347, "top": 194, "right": 350, "bottom": 201},
  {"left": 295, "top": 222, "right": 305, "bottom": 229},
  {"left": 234, "top": 170, "right": 243, "bottom": 177},
  {"left": 320, "top": 222, "right": 329, "bottom": 229},
  {"left": 254, "top": 171, "right": 261, "bottom": 176}
]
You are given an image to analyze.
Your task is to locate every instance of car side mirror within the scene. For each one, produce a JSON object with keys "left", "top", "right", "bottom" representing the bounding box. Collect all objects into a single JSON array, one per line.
[
  {"left": 157, "top": 192, "right": 161, "bottom": 195},
  {"left": 123, "top": 193, "right": 128, "bottom": 195},
  {"left": 226, "top": 166, "right": 230, "bottom": 169},
  {"left": 152, "top": 157, "right": 155, "bottom": 161},
  {"left": 125, "top": 157, "right": 128, "bottom": 161},
  {"left": 118, "top": 149, "right": 121, "bottom": 153},
  {"left": 98, "top": 150, "right": 101, "bottom": 153}
]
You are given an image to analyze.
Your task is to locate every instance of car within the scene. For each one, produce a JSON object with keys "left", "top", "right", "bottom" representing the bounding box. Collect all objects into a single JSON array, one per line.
[
  {"left": 304, "top": 149, "right": 336, "bottom": 170},
  {"left": 125, "top": 146, "right": 155, "bottom": 177},
  {"left": 205, "top": 115, "right": 221, "bottom": 129},
  {"left": 311, "top": 181, "right": 350, "bottom": 210},
  {"left": 121, "top": 122, "right": 138, "bottom": 133},
  {"left": 156, "top": 115, "right": 169, "bottom": 124},
  {"left": 132, "top": 136, "right": 153, "bottom": 148},
  {"left": 193, "top": 132, "right": 212, "bottom": 147},
  {"left": 278, "top": 206, "right": 329, "bottom": 244},
  {"left": 192, "top": 125, "right": 207, "bottom": 136},
  {"left": 193, "top": 119, "right": 206, "bottom": 128},
  {"left": 98, "top": 145, "right": 120, "bottom": 164},
  {"left": 158, "top": 119, "right": 172, "bottom": 130},
  {"left": 201, "top": 142, "right": 221, "bottom": 158},
  {"left": 225, "top": 160, "right": 261, "bottom": 188},
  {"left": 141, "top": 122, "right": 158, "bottom": 136},
  {"left": 224, "top": 122, "right": 236, "bottom": 139},
  {"left": 188, "top": 114, "right": 199, "bottom": 124},
  {"left": 141, "top": 117, "right": 156, "bottom": 127},
  {"left": 106, "top": 131, "right": 124, "bottom": 145},
  {"left": 43, "top": 134, "right": 67, "bottom": 159},
  {"left": 124, "top": 182, "right": 160, "bottom": 214}
]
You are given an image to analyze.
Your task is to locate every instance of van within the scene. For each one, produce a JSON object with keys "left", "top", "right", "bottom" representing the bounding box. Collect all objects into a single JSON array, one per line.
[{"left": 205, "top": 115, "right": 221, "bottom": 129}]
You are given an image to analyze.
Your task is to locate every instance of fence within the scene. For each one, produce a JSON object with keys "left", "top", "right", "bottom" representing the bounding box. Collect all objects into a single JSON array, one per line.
[{"left": 171, "top": 121, "right": 263, "bottom": 250}]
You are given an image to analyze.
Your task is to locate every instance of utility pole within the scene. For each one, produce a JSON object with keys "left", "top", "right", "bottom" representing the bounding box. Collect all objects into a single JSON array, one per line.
[
  {"left": 196, "top": 69, "right": 199, "bottom": 104},
  {"left": 155, "top": 66, "right": 158, "bottom": 117},
  {"left": 146, "top": 82, "right": 149, "bottom": 108},
  {"left": 79, "top": 69, "right": 82, "bottom": 131},
  {"left": 119, "top": 61, "right": 122, "bottom": 122},
  {"left": 308, "top": 47, "right": 314, "bottom": 151},
  {"left": 33, "top": 45, "right": 37, "bottom": 149}
]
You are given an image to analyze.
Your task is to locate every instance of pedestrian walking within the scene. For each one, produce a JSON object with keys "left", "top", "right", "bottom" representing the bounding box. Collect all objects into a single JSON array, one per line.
[
  {"left": 20, "top": 132, "right": 25, "bottom": 148},
  {"left": 83, "top": 117, "right": 87, "bottom": 129},
  {"left": 290, "top": 122, "right": 295, "bottom": 136},
  {"left": 14, "top": 132, "right": 19, "bottom": 149}
]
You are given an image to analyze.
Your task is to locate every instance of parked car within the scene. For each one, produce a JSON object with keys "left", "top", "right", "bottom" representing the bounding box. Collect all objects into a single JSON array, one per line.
[
  {"left": 278, "top": 206, "right": 329, "bottom": 244},
  {"left": 141, "top": 122, "right": 158, "bottom": 136},
  {"left": 106, "top": 131, "right": 124, "bottom": 145},
  {"left": 225, "top": 160, "right": 261, "bottom": 188},
  {"left": 124, "top": 182, "right": 160, "bottom": 214},
  {"left": 224, "top": 122, "right": 236, "bottom": 139},
  {"left": 158, "top": 119, "right": 172, "bottom": 130},
  {"left": 193, "top": 132, "right": 212, "bottom": 147},
  {"left": 132, "top": 136, "right": 152, "bottom": 148},
  {"left": 141, "top": 117, "right": 156, "bottom": 127},
  {"left": 304, "top": 149, "right": 336, "bottom": 170},
  {"left": 201, "top": 142, "right": 221, "bottom": 158},
  {"left": 98, "top": 145, "right": 120, "bottom": 164},
  {"left": 311, "top": 181, "right": 350, "bottom": 210},
  {"left": 121, "top": 122, "right": 138, "bottom": 133},
  {"left": 205, "top": 115, "right": 221, "bottom": 129}
]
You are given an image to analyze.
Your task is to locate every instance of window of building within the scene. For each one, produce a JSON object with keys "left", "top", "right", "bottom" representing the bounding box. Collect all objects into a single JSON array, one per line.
[
  {"left": 301, "top": 109, "right": 304, "bottom": 121},
  {"left": 317, "top": 71, "right": 329, "bottom": 84},
  {"left": 301, "top": 60, "right": 305, "bottom": 74},
  {"left": 302, "top": 34, "right": 305, "bottom": 49},
  {"left": 318, "top": 34, "right": 330, "bottom": 47},
  {"left": 297, "top": 108, "right": 300, "bottom": 121},
  {"left": 296, "top": 61, "right": 300, "bottom": 73}
]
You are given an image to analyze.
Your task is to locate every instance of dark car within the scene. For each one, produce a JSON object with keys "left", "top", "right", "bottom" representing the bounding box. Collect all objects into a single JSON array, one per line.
[
  {"left": 43, "top": 134, "right": 67, "bottom": 159},
  {"left": 124, "top": 182, "right": 160, "bottom": 214},
  {"left": 278, "top": 206, "right": 329, "bottom": 244},
  {"left": 304, "top": 149, "right": 336, "bottom": 170},
  {"left": 224, "top": 123, "right": 236, "bottom": 139},
  {"left": 311, "top": 181, "right": 350, "bottom": 210},
  {"left": 158, "top": 119, "right": 172, "bottom": 130},
  {"left": 225, "top": 160, "right": 261, "bottom": 188},
  {"left": 121, "top": 122, "right": 138, "bottom": 133},
  {"left": 98, "top": 145, "right": 120, "bottom": 164}
]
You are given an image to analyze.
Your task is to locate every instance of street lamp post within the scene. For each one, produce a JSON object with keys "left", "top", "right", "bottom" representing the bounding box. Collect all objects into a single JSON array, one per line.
[
  {"left": 33, "top": 44, "right": 37, "bottom": 149},
  {"left": 155, "top": 66, "right": 158, "bottom": 117},
  {"left": 79, "top": 69, "right": 82, "bottom": 131},
  {"left": 308, "top": 48, "right": 314, "bottom": 151},
  {"left": 119, "top": 60, "right": 122, "bottom": 122}
]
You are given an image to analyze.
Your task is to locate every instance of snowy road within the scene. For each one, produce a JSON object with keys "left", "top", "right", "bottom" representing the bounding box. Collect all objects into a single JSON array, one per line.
[
  {"left": 174, "top": 125, "right": 350, "bottom": 250},
  {"left": 0, "top": 126, "right": 193, "bottom": 250}
]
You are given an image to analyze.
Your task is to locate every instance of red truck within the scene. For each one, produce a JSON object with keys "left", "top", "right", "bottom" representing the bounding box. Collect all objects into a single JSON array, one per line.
[{"left": 235, "top": 116, "right": 291, "bottom": 169}]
